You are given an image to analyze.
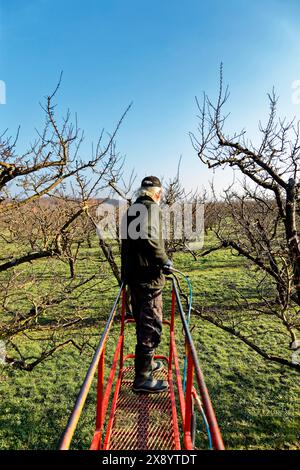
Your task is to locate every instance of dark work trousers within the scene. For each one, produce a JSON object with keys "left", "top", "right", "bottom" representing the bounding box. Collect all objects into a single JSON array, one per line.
[{"left": 129, "top": 285, "right": 163, "bottom": 352}]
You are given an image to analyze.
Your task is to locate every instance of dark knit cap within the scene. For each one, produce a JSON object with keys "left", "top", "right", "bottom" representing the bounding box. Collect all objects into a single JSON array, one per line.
[{"left": 141, "top": 176, "right": 162, "bottom": 188}]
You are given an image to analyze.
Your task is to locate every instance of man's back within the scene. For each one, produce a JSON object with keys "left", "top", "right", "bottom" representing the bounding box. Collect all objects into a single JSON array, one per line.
[{"left": 121, "top": 195, "right": 168, "bottom": 289}]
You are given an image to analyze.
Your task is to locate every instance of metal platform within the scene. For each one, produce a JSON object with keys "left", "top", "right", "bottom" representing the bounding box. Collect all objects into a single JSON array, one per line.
[
  {"left": 103, "top": 366, "right": 180, "bottom": 450},
  {"left": 59, "top": 283, "right": 225, "bottom": 451}
]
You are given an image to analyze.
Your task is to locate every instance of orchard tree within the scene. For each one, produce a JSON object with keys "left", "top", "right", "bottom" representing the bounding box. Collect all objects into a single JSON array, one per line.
[
  {"left": 0, "top": 78, "right": 130, "bottom": 370},
  {"left": 190, "top": 66, "right": 300, "bottom": 371}
]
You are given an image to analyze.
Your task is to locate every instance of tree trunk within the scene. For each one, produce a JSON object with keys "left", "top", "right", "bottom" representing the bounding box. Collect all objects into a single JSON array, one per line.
[
  {"left": 285, "top": 179, "right": 300, "bottom": 305},
  {"left": 69, "top": 258, "right": 76, "bottom": 279}
]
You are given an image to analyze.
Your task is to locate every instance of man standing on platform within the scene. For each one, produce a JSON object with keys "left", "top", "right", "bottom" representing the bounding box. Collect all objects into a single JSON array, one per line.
[{"left": 121, "top": 176, "right": 173, "bottom": 393}]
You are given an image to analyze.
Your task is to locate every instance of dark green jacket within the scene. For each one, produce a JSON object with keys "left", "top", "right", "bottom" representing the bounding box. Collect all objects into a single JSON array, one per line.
[{"left": 121, "top": 195, "right": 168, "bottom": 289}]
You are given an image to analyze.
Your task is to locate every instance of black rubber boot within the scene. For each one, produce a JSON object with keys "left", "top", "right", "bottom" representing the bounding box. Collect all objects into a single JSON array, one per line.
[
  {"left": 133, "top": 347, "right": 168, "bottom": 394},
  {"left": 152, "top": 358, "right": 164, "bottom": 372}
]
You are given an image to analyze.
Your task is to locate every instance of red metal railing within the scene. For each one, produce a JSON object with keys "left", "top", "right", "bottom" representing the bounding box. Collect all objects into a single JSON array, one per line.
[
  {"left": 59, "top": 279, "right": 225, "bottom": 450},
  {"left": 171, "top": 282, "right": 224, "bottom": 450},
  {"left": 59, "top": 284, "right": 125, "bottom": 450}
]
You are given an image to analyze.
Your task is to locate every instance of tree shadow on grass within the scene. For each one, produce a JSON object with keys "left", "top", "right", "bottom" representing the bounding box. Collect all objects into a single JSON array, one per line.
[{"left": 202, "top": 365, "right": 300, "bottom": 450}]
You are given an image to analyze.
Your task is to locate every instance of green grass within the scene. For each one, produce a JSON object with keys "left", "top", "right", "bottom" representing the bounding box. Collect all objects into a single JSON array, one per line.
[{"left": 0, "top": 234, "right": 300, "bottom": 449}]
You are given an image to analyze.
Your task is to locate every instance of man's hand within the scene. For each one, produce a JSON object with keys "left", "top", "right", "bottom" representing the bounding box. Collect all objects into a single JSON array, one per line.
[{"left": 162, "top": 259, "right": 173, "bottom": 274}]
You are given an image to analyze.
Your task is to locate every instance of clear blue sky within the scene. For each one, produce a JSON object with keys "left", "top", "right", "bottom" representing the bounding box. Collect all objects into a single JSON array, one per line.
[{"left": 1, "top": 0, "right": 300, "bottom": 193}]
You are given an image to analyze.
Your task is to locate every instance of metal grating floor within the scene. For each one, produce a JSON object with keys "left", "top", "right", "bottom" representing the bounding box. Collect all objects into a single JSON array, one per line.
[{"left": 105, "top": 366, "right": 179, "bottom": 450}]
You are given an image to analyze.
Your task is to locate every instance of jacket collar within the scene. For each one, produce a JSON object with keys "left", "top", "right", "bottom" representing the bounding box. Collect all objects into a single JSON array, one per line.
[{"left": 135, "top": 195, "right": 157, "bottom": 204}]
